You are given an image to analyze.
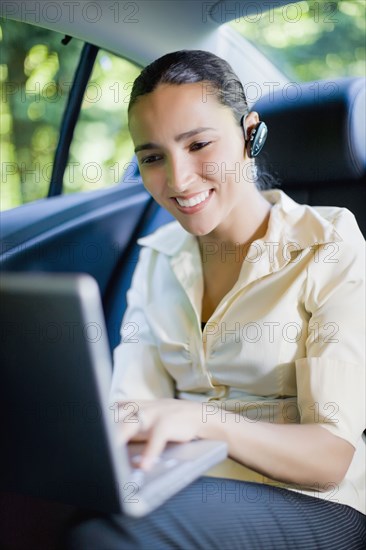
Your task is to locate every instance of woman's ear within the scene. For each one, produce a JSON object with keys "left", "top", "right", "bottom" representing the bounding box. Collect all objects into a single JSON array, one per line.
[{"left": 241, "top": 111, "right": 260, "bottom": 142}]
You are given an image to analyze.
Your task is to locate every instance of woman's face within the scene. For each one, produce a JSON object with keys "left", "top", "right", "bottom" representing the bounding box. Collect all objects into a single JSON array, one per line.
[{"left": 128, "top": 82, "right": 254, "bottom": 237}]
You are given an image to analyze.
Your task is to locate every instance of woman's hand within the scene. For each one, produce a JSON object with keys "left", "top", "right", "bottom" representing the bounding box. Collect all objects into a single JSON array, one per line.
[{"left": 116, "top": 398, "right": 205, "bottom": 470}]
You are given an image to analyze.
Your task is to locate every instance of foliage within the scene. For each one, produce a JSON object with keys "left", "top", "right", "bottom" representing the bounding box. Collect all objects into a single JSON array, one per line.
[
  {"left": 63, "top": 52, "right": 140, "bottom": 194},
  {"left": 0, "top": 20, "right": 83, "bottom": 209},
  {"left": 0, "top": 18, "right": 139, "bottom": 209},
  {"left": 230, "top": 0, "right": 365, "bottom": 81}
]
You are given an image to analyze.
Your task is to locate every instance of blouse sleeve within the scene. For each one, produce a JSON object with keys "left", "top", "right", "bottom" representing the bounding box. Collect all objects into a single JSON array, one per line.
[
  {"left": 110, "top": 246, "right": 176, "bottom": 404},
  {"left": 295, "top": 209, "right": 365, "bottom": 448}
]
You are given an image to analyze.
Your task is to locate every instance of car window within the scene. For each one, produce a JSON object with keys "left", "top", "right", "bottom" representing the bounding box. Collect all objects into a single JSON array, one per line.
[
  {"left": 0, "top": 18, "right": 83, "bottom": 210},
  {"left": 229, "top": 0, "right": 365, "bottom": 81},
  {"left": 63, "top": 50, "right": 140, "bottom": 195},
  {"left": 0, "top": 18, "right": 140, "bottom": 211}
]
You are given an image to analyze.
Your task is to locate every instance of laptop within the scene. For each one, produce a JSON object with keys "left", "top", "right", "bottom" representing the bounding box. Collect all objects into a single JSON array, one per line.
[{"left": 0, "top": 272, "right": 227, "bottom": 517}]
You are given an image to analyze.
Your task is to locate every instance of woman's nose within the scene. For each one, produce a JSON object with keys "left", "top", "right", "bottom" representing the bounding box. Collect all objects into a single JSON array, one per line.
[{"left": 166, "top": 156, "right": 195, "bottom": 194}]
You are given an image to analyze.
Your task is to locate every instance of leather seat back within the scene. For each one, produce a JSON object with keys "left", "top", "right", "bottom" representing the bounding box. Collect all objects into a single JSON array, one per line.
[{"left": 255, "top": 77, "right": 366, "bottom": 236}]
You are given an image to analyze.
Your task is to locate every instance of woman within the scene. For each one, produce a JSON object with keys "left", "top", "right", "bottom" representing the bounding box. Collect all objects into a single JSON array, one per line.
[{"left": 69, "top": 50, "right": 365, "bottom": 549}]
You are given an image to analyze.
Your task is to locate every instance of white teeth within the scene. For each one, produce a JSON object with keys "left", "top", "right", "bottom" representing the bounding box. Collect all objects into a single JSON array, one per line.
[{"left": 176, "top": 190, "right": 210, "bottom": 208}]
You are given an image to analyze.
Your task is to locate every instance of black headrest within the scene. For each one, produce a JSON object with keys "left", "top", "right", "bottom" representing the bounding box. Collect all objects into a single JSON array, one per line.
[{"left": 255, "top": 77, "right": 366, "bottom": 186}]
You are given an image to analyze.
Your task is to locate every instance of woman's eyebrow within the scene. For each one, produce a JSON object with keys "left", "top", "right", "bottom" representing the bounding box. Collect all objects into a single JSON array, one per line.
[
  {"left": 174, "top": 127, "right": 216, "bottom": 142},
  {"left": 134, "top": 127, "right": 216, "bottom": 154}
]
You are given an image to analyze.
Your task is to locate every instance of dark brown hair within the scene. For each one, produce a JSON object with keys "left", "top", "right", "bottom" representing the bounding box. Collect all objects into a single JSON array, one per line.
[{"left": 128, "top": 49, "right": 248, "bottom": 126}]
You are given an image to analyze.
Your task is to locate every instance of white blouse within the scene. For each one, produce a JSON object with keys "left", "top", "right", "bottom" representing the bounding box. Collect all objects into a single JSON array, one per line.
[{"left": 111, "top": 190, "right": 366, "bottom": 514}]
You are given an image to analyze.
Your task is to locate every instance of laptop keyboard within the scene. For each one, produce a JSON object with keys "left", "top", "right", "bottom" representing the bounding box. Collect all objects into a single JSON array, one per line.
[{"left": 130, "top": 454, "right": 180, "bottom": 484}]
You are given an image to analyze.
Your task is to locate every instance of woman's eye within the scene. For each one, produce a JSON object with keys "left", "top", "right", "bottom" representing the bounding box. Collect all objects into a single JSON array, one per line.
[
  {"left": 140, "top": 155, "right": 162, "bottom": 165},
  {"left": 190, "top": 141, "right": 211, "bottom": 152}
]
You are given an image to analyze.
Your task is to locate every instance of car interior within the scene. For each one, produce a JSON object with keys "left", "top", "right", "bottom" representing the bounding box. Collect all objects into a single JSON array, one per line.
[{"left": 0, "top": 0, "right": 365, "bottom": 548}]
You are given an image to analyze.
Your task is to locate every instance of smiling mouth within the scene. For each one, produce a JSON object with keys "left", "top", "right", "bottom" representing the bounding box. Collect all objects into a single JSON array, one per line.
[{"left": 174, "top": 189, "right": 211, "bottom": 208}]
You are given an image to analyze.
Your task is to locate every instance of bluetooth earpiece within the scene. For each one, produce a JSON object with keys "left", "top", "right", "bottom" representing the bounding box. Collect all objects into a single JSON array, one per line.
[{"left": 241, "top": 114, "right": 268, "bottom": 158}]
